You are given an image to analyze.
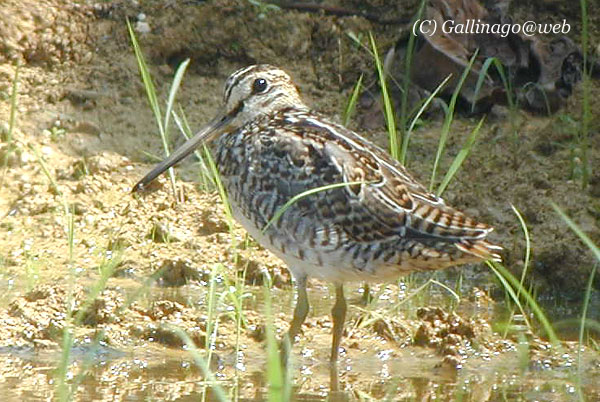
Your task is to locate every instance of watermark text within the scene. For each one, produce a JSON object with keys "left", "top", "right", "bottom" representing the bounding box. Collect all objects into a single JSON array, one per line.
[{"left": 412, "top": 19, "right": 571, "bottom": 38}]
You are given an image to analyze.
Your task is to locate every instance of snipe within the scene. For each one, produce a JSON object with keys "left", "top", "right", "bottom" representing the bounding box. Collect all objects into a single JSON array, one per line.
[{"left": 133, "top": 64, "right": 501, "bottom": 363}]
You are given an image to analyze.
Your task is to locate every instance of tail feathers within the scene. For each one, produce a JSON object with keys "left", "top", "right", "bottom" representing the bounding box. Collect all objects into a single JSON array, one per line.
[
  {"left": 455, "top": 238, "right": 502, "bottom": 262},
  {"left": 410, "top": 202, "right": 494, "bottom": 241}
]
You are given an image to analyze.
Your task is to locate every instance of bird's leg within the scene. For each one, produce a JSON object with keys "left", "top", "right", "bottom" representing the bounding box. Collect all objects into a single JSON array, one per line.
[
  {"left": 281, "top": 275, "right": 309, "bottom": 364},
  {"left": 329, "top": 359, "right": 340, "bottom": 393},
  {"left": 330, "top": 284, "right": 347, "bottom": 362},
  {"left": 360, "top": 283, "right": 373, "bottom": 305}
]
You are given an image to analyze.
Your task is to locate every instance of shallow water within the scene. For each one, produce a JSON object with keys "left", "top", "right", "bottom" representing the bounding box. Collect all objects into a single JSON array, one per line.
[
  {"left": 0, "top": 272, "right": 598, "bottom": 401},
  {"left": 0, "top": 334, "right": 596, "bottom": 401}
]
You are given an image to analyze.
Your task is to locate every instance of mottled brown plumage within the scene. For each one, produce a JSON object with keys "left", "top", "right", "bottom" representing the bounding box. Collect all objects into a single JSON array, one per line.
[{"left": 134, "top": 64, "right": 501, "bottom": 362}]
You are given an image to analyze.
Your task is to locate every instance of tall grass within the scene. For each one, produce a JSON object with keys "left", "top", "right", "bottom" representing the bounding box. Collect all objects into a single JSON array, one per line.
[
  {"left": 499, "top": 205, "right": 532, "bottom": 338},
  {"left": 358, "top": 32, "right": 483, "bottom": 195},
  {"left": 342, "top": 74, "right": 363, "bottom": 126},
  {"left": 436, "top": 115, "right": 485, "bottom": 196},
  {"left": 402, "top": 75, "right": 451, "bottom": 166},
  {"left": 477, "top": 56, "right": 527, "bottom": 168},
  {"left": 172, "top": 327, "right": 228, "bottom": 402},
  {"left": 551, "top": 202, "right": 599, "bottom": 401},
  {"left": 578, "top": 0, "right": 591, "bottom": 188},
  {"left": 127, "top": 19, "right": 182, "bottom": 200},
  {"left": 29, "top": 145, "right": 120, "bottom": 401},
  {"left": 429, "top": 50, "right": 479, "bottom": 192},
  {"left": 262, "top": 274, "right": 292, "bottom": 402},
  {"left": 365, "top": 30, "right": 597, "bottom": 395},
  {"left": 487, "top": 261, "right": 560, "bottom": 345},
  {"left": 127, "top": 25, "right": 254, "bottom": 401},
  {"left": 369, "top": 32, "right": 399, "bottom": 160}
]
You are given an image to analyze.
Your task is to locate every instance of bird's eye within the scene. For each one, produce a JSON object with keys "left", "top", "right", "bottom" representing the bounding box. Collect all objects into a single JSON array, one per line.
[{"left": 252, "top": 78, "right": 268, "bottom": 94}]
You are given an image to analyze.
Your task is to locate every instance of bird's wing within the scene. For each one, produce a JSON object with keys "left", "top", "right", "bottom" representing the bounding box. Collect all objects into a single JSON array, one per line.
[{"left": 248, "top": 110, "right": 500, "bottom": 261}]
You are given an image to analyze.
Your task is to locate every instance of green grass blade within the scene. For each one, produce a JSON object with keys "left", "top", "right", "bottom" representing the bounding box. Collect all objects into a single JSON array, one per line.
[
  {"left": 262, "top": 180, "right": 373, "bottom": 233},
  {"left": 552, "top": 203, "right": 600, "bottom": 261},
  {"left": 126, "top": 19, "right": 163, "bottom": 134},
  {"left": 430, "top": 50, "right": 479, "bottom": 191},
  {"left": 487, "top": 57, "right": 514, "bottom": 110},
  {"left": 171, "top": 327, "right": 228, "bottom": 402},
  {"left": 522, "top": 81, "right": 552, "bottom": 115},
  {"left": 488, "top": 261, "right": 560, "bottom": 345},
  {"left": 1, "top": 63, "right": 19, "bottom": 178},
  {"left": 263, "top": 280, "right": 287, "bottom": 402},
  {"left": 436, "top": 115, "right": 485, "bottom": 196},
  {"left": 126, "top": 19, "right": 178, "bottom": 199},
  {"left": 511, "top": 205, "right": 532, "bottom": 291},
  {"left": 73, "top": 252, "right": 122, "bottom": 325},
  {"left": 164, "top": 58, "right": 190, "bottom": 141},
  {"left": 470, "top": 57, "right": 495, "bottom": 114},
  {"left": 487, "top": 261, "right": 532, "bottom": 331},
  {"left": 402, "top": 74, "right": 451, "bottom": 165},
  {"left": 55, "top": 329, "right": 74, "bottom": 401},
  {"left": 552, "top": 201, "right": 600, "bottom": 383},
  {"left": 204, "top": 146, "right": 235, "bottom": 235},
  {"left": 369, "top": 32, "right": 399, "bottom": 160},
  {"left": 578, "top": 264, "right": 597, "bottom": 377},
  {"left": 31, "top": 145, "right": 61, "bottom": 196},
  {"left": 342, "top": 74, "right": 363, "bottom": 126},
  {"left": 501, "top": 205, "right": 532, "bottom": 337},
  {"left": 429, "top": 279, "right": 461, "bottom": 303}
]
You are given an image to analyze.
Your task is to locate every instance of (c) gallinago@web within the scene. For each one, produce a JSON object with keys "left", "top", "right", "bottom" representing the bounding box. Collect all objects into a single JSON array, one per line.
[{"left": 133, "top": 64, "right": 501, "bottom": 363}]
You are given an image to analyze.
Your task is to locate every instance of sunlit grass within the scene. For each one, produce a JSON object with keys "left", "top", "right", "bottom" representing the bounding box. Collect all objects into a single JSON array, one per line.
[
  {"left": 342, "top": 73, "right": 363, "bottom": 126},
  {"left": 30, "top": 145, "right": 128, "bottom": 400},
  {"left": 172, "top": 326, "right": 228, "bottom": 402},
  {"left": 127, "top": 25, "right": 255, "bottom": 400},
  {"left": 501, "top": 205, "right": 532, "bottom": 338},
  {"left": 360, "top": 32, "right": 598, "bottom": 401},
  {"left": 488, "top": 260, "right": 560, "bottom": 345},
  {"left": 369, "top": 32, "right": 399, "bottom": 160},
  {"left": 552, "top": 202, "right": 598, "bottom": 401},
  {"left": 552, "top": 203, "right": 600, "bottom": 342},
  {"left": 263, "top": 274, "right": 292, "bottom": 402},
  {"left": 429, "top": 50, "right": 479, "bottom": 191},
  {"left": 436, "top": 115, "right": 485, "bottom": 196},
  {"left": 402, "top": 74, "right": 451, "bottom": 166},
  {"left": 127, "top": 19, "right": 180, "bottom": 200}
]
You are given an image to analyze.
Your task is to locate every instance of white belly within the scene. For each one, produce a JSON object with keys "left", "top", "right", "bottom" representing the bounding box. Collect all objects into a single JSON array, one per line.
[{"left": 230, "top": 205, "right": 402, "bottom": 284}]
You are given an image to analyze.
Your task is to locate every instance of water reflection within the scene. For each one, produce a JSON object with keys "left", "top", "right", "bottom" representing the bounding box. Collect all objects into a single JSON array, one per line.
[{"left": 0, "top": 342, "right": 597, "bottom": 400}]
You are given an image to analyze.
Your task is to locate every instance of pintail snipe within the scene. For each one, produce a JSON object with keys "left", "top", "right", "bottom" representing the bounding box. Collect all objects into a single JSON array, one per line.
[{"left": 133, "top": 64, "right": 501, "bottom": 363}]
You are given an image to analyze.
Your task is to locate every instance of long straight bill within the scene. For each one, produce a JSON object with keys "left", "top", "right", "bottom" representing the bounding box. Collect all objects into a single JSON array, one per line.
[{"left": 132, "top": 113, "right": 231, "bottom": 192}]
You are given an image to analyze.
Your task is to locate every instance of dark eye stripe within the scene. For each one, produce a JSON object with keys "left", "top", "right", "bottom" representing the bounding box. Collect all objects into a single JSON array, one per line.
[
  {"left": 223, "top": 65, "right": 280, "bottom": 103},
  {"left": 224, "top": 65, "right": 256, "bottom": 102}
]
